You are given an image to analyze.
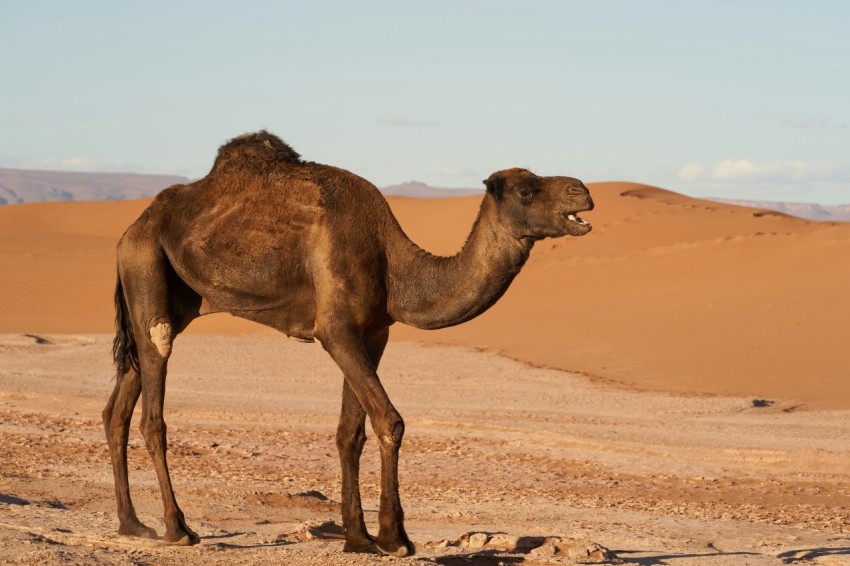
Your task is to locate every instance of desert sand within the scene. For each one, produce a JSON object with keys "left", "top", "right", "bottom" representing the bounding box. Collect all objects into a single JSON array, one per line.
[
  {"left": 1, "top": 185, "right": 850, "bottom": 564},
  {"left": 1, "top": 183, "right": 848, "bottom": 406},
  {"left": 2, "top": 334, "right": 849, "bottom": 565}
]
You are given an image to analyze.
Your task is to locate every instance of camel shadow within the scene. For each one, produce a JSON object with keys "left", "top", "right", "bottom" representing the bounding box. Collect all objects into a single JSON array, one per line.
[
  {"left": 207, "top": 541, "right": 294, "bottom": 550},
  {"left": 615, "top": 549, "right": 761, "bottom": 565},
  {"left": 430, "top": 532, "right": 615, "bottom": 564},
  {"left": 203, "top": 531, "right": 294, "bottom": 550},
  {"left": 204, "top": 531, "right": 247, "bottom": 540},
  {"left": 0, "top": 494, "right": 67, "bottom": 509},
  {"left": 0, "top": 494, "right": 30, "bottom": 506},
  {"left": 434, "top": 552, "right": 523, "bottom": 565},
  {"left": 777, "top": 547, "right": 850, "bottom": 564}
]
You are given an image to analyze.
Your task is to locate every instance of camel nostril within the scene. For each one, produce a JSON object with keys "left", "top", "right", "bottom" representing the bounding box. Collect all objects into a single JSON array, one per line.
[{"left": 568, "top": 185, "right": 589, "bottom": 195}]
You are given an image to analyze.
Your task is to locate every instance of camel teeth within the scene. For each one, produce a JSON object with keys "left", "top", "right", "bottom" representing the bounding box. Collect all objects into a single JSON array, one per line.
[{"left": 566, "top": 213, "right": 589, "bottom": 226}]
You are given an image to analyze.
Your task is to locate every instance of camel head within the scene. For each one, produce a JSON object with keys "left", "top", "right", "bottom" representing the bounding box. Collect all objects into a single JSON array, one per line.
[{"left": 483, "top": 168, "right": 594, "bottom": 239}]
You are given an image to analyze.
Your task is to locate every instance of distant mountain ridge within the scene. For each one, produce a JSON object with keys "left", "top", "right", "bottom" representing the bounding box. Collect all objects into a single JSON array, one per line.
[
  {"left": 380, "top": 181, "right": 482, "bottom": 198},
  {"left": 0, "top": 168, "right": 482, "bottom": 204},
  {"left": 709, "top": 198, "right": 850, "bottom": 222},
  {"left": 0, "top": 168, "right": 189, "bottom": 205},
  {"left": 3, "top": 168, "right": 846, "bottom": 222}
]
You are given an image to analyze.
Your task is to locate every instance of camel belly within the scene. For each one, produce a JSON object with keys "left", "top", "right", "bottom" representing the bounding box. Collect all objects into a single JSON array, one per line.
[
  {"left": 189, "top": 279, "right": 317, "bottom": 340},
  {"left": 166, "top": 231, "right": 319, "bottom": 339}
]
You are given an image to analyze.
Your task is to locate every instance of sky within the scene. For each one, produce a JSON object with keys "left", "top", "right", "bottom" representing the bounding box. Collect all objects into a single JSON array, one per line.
[{"left": 1, "top": 1, "right": 848, "bottom": 204}]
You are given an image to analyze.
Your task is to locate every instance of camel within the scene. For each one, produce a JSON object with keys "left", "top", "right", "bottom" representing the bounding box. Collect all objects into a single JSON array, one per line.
[{"left": 103, "top": 130, "right": 594, "bottom": 556}]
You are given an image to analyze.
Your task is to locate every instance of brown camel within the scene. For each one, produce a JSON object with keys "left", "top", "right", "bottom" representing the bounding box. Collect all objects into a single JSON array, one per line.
[{"left": 103, "top": 130, "right": 594, "bottom": 556}]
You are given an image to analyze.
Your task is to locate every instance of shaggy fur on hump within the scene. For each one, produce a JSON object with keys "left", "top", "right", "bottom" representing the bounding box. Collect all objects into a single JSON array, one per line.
[{"left": 210, "top": 130, "right": 301, "bottom": 174}]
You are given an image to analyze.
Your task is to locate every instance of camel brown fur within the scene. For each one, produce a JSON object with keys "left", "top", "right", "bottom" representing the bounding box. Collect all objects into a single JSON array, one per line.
[{"left": 102, "top": 130, "right": 594, "bottom": 555}]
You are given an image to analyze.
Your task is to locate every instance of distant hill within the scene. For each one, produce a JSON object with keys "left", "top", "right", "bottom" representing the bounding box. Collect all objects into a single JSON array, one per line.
[
  {"left": 9, "top": 168, "right": 846, "bottom": 220},
  {"left": 710, "top": 198, "right": 850, "bottom": 222},
  {"left": 380, "top": 181, "right": 482, "bottom": 198},
  {"left": 0, "top": 168, "right": 482, "bottom": 204},
  {"left": 0, "top": 168, "right": 189, "bottom": 205}
]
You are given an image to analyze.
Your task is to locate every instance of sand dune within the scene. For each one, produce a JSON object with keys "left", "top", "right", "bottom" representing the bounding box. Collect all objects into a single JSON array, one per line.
[{"left": 1, "top": 183, "right": 848, "bottom": 408}]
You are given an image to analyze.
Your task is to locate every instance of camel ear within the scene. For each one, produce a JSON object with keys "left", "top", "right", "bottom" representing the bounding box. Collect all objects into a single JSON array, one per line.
[{"left": 483, "top": 172, "right": 506, "bottom": 200}]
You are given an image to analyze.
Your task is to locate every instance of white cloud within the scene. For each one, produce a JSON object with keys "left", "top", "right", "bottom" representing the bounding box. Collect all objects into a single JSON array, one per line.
[
  {"left": 9, "top": 156, "right": 103, "bottom": 172},
  {"left": 790, "top": 116, "right": 829, "bottom": 129},
  {"left": 677, "top": 159, "right": 847, "bottom": 184},
  {"left": 377, "top": 113, "right": 411, "bottom": 126},
  {"left": 1, "top": 155, "right": 189, "bottom": 176},
  {"left": 435, "top": 164, "right": 477, "bottom": 177},
  {"left": 676, "top": 163, "right": 704, "bottom": 181},
  {"left": 60, "top": 157, "right": 98, "bottom": 170}
]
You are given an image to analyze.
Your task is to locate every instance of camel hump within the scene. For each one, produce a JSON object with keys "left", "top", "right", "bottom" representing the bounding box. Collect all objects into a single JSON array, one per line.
[{"left": 211, "top": 130, "right": 301, "bottom": 174}]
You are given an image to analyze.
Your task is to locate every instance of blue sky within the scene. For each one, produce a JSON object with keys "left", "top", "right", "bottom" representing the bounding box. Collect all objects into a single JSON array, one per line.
[{"left": 2, "top": 1, "right": 848, "bottom": 203}]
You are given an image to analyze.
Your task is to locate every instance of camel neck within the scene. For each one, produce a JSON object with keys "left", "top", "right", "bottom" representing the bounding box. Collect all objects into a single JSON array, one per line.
[{"left": 385, "top": 196, "right": 533, "bottom": 330}]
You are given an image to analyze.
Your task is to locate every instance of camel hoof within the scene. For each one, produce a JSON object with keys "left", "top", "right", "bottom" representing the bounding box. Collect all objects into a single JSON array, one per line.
[
  {"left": 164, "top": 527, "right": 200, "bottom": 546},
  {"left": 165, "top": 533, "right": 200, "bottom": 546},
  {"left": 375, "top": 535, "right": 415, "bottom": 557},
  {"left": 118, "top": 520, "right": 159, "bottom": 540},
  {"left": 342, "top": 539, "right": 379, "bottom": 554}
]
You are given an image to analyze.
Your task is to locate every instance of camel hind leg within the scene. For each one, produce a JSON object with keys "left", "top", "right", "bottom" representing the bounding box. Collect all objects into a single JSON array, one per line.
[
  {"left": 135, "top": 336, "right": 199, "bottom": 545},
  {"left": 112, "top": 237, "right": 200, "bottom": 545},
  {"left": 337, "top": 326, "right": 389, "bottom": 553},
  {"left": 103, "top": 366, "right": 157, "bottom": 539}
]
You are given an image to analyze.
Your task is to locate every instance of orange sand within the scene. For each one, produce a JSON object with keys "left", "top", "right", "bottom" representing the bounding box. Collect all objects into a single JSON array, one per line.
[{"left": 1, "top": 184, "right": 847, "bottom": 408}]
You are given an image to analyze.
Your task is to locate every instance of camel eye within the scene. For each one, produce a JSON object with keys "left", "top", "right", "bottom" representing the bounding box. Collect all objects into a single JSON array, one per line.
[{"left": 517, "top": 184, "right": 540, "bottom": 205}]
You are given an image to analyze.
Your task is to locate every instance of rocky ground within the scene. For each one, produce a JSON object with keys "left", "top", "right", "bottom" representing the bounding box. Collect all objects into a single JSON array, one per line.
[{"left": 1, "top": 333, "right": 849, "bottom": 565}]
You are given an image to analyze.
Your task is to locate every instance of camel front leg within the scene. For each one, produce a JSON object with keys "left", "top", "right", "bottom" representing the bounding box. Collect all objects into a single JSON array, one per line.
[
  {"left": 319, "top": 323, "right": 413, "bottom": 557},
  {"left": 336, "top": 382, "right": 372, "bottom": 552}
]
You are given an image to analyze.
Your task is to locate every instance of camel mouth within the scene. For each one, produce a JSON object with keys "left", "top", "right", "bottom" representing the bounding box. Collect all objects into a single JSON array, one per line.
[{"left": 561, "top": 211, "right": 591, "bottom": 227}]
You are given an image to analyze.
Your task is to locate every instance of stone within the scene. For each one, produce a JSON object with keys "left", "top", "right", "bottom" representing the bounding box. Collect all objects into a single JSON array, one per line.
[
  {"left": 467, "top": 532, "right": 489, "bottom": 548},
  {"left": 485, "top": 533, "right": 520, "bottom": 551}
]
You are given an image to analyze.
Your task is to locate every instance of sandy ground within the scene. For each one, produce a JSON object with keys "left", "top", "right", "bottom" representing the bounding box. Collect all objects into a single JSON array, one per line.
[{"left": 2, "top": 333, "right": 849, "bottom": 565}]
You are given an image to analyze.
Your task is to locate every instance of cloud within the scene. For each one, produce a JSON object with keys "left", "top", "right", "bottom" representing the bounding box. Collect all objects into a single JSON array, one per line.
[
  {"left": 790, "top": 116, "right": 829, "bottom": 129},
  {"left": 60, "top": 157, "right": 98, "bottom": 170},
  {"left": 376, "top": 113, "right": 437, "bottom": 127},
  {"left": 676, "top": 159, "right": 848, "bottom": 184},
  {"left": 676, "top": 163, "right": 704, "bottom": 181},
  {"left": 435, "top": 164, "right": 478, "bottom": 177},
  {"left": 5, "top": 156, "right": 104, "bottom": 172},
  {"left": 0, "top": 155, "right": 187, "bottom": 176}
]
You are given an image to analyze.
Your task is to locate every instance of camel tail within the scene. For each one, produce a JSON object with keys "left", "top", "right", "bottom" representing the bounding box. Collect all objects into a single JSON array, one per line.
[{"left": 112, "top": 272, "right": 139, "bottom": 381}]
